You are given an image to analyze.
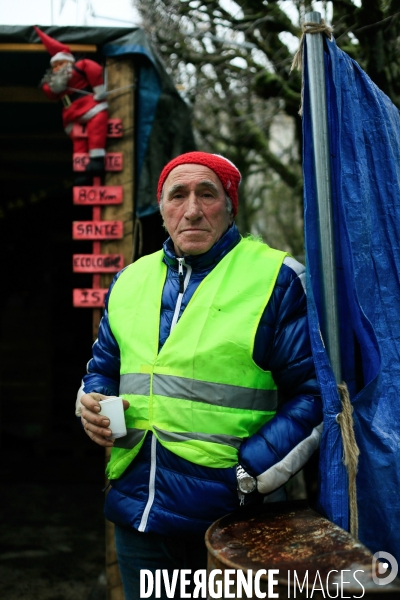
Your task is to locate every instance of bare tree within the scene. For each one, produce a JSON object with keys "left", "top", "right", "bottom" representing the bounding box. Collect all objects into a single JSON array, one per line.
[{"left": 133, "top": 0, "right": 400, "bottom": 255}]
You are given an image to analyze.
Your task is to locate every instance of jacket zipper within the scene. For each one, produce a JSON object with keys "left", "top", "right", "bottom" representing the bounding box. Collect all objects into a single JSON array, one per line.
[
  {"left": 138, "top": 434, "right": 157, "bottom": 531},
  {"left": 138, "top": 258, "right": 192, "bottom": 531},
  {"left": 170, "top": 258, "right": 192, "bottom": 332}
]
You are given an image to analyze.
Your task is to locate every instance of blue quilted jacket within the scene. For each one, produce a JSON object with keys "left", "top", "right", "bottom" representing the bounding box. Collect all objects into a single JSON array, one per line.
[{"left": 78, "top": 224, "right": 322, "bottom": 536}]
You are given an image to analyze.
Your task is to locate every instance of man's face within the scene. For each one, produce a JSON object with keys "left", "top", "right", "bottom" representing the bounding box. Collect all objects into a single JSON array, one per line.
[
  {"left": 51, "top": 60, "right": 70, "bottom": 74},
  {"left": 162, "top": 164, "right": 233, "bottom": 257}
]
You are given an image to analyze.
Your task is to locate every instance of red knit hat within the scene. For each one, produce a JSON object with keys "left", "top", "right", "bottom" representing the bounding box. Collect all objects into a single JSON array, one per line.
[
  {"left": 34, "top": 26, "right": 75, "bottom": 64},
  {"left": 157, "top": 152, "right": 241, "bottom": 216}
]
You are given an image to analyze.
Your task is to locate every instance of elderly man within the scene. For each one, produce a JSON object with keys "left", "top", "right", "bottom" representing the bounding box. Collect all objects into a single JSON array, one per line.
[{"left": 76, "top": 152, "right": 322, "bottom": 599}]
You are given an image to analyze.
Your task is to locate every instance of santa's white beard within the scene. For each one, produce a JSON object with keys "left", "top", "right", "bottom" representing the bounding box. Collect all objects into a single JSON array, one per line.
[{"left": 42, "top": 62, "right": 73, "bottom": 94}]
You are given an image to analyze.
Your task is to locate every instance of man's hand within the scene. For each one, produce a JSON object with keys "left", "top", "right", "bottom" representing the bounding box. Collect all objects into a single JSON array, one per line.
[{"left": 81, "top": 392, "right": 129, "bottom": 447}]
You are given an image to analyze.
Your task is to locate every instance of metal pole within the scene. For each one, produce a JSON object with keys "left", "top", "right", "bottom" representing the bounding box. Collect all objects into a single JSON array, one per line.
[{"left": 305, "top": 11, "right": 342, "bottom": 383}]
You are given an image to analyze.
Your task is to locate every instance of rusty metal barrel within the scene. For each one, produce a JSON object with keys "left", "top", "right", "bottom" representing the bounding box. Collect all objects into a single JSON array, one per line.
[{"left": 205, "top": 501, "right": 400, "bottom": 599}]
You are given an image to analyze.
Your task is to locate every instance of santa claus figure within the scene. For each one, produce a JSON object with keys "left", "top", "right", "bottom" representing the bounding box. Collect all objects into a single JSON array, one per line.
[{"left": 34, "top": 26, "right": 108, "bottom": 185}]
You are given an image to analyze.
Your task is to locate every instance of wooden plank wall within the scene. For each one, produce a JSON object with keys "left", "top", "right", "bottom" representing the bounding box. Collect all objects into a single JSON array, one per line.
[{"left": 102, "top": 56, "right": 135, "bottom": 600}]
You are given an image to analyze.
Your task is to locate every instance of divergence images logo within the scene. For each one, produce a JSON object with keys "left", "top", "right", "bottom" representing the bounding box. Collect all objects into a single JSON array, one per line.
[{"left": 372, "top": 551, "right": 398, "bottom": 586}]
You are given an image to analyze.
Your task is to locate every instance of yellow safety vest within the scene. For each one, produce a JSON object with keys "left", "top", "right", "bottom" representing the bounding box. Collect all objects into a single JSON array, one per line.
[{"left": 106, "top": 237, "right": 287, "bottom": 479}]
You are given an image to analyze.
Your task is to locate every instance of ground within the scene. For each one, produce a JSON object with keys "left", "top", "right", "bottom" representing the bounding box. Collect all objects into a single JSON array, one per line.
[{"left": 0, "top": 428, "right": 107, "bottom": 600}]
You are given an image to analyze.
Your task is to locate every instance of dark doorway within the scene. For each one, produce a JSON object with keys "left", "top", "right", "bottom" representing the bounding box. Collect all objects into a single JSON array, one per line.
[
  {"left": 0, "top": 50, "right": 101, "bottom": 468},
  {"left": 0, "top": 50, "right": 108, "bottom": 599}
]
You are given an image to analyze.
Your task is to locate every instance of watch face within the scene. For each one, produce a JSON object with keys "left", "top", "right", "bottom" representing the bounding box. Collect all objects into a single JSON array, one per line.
[{"left": 238, "top": 475, "right": 257, "bottom": 493}]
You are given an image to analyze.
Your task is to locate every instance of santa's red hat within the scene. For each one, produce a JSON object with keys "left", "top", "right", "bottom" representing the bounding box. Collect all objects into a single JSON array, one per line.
[
  {"left": 34, "top": 26, "right": 75, "bottom": 64},
  {"left": 157, "top": 152, "right": 241, "bottom": 216}
]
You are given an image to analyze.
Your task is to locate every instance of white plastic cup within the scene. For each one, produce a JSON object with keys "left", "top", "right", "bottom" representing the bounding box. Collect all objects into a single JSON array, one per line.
[{"left": 99, "top": 396, "right": 127, "bottom": 440}]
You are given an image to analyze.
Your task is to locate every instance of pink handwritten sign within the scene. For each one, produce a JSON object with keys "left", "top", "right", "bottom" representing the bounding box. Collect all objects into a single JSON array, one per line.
[
  {"left": 73, "top": 254, "right": 124, "bottom": 273},
  {"left": 105, "top": 153, "right": 123, "bottom": 171},
  {"left": 73, "top": 153, "right": 123, "bottom": 172},
  {"left": 72, "top": 119, "right": 123, "bottom": 139},
  {"left": 72, "top": 220, "right": 123, "bottom": 240},
  {"left": 73, "top": 186, "right": 123, "bottom": 205},
  {"left": 73, "top": 288, "right": 108, "bottom": 307}
]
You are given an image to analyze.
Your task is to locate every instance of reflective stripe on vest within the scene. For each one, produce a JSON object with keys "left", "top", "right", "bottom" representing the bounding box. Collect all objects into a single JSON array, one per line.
[
  {"left": 113, "top": 425, "right": 243, "bottom": 451},
  {"left": 119, "top": 373, "right": 278, "bottom": 412},
  {"left": 107, "top": 237, "right": 288, "bottom": 478}
]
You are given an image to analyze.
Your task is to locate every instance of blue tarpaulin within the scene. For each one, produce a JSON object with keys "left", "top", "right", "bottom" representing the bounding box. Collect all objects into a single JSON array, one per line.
[{"left": 303, "top": 35, "right": 400, "bottom": 560}]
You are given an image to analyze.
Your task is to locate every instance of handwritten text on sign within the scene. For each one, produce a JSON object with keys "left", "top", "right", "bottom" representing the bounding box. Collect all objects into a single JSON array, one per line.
[
  {"left": 73, "top": 186, "right": 123, "bottom": 205},
  {"left": 72, "top": 119, "right": 123, "bottom": 139},
  {"left": 72, "top": 221, "right": 123, "bottom": 240},
  {"left": 73, "top": 289, "right": 108, "bottom": 308},
  {"left": 73, "top": 153, "right": 123, "bottom": 172},
  {"left": 73, "top": 254, "right": 123, "bottom": 273}
]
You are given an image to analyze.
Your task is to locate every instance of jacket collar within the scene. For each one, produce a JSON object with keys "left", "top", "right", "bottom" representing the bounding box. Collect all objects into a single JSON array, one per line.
[{"left": 163, "top": 223, "right": 241, "bottom": 272}]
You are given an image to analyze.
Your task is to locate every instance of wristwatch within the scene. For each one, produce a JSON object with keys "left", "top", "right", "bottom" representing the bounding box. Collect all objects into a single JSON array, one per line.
[{"left": 236, "top": 464, "right": 257, "bottom": 494}]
